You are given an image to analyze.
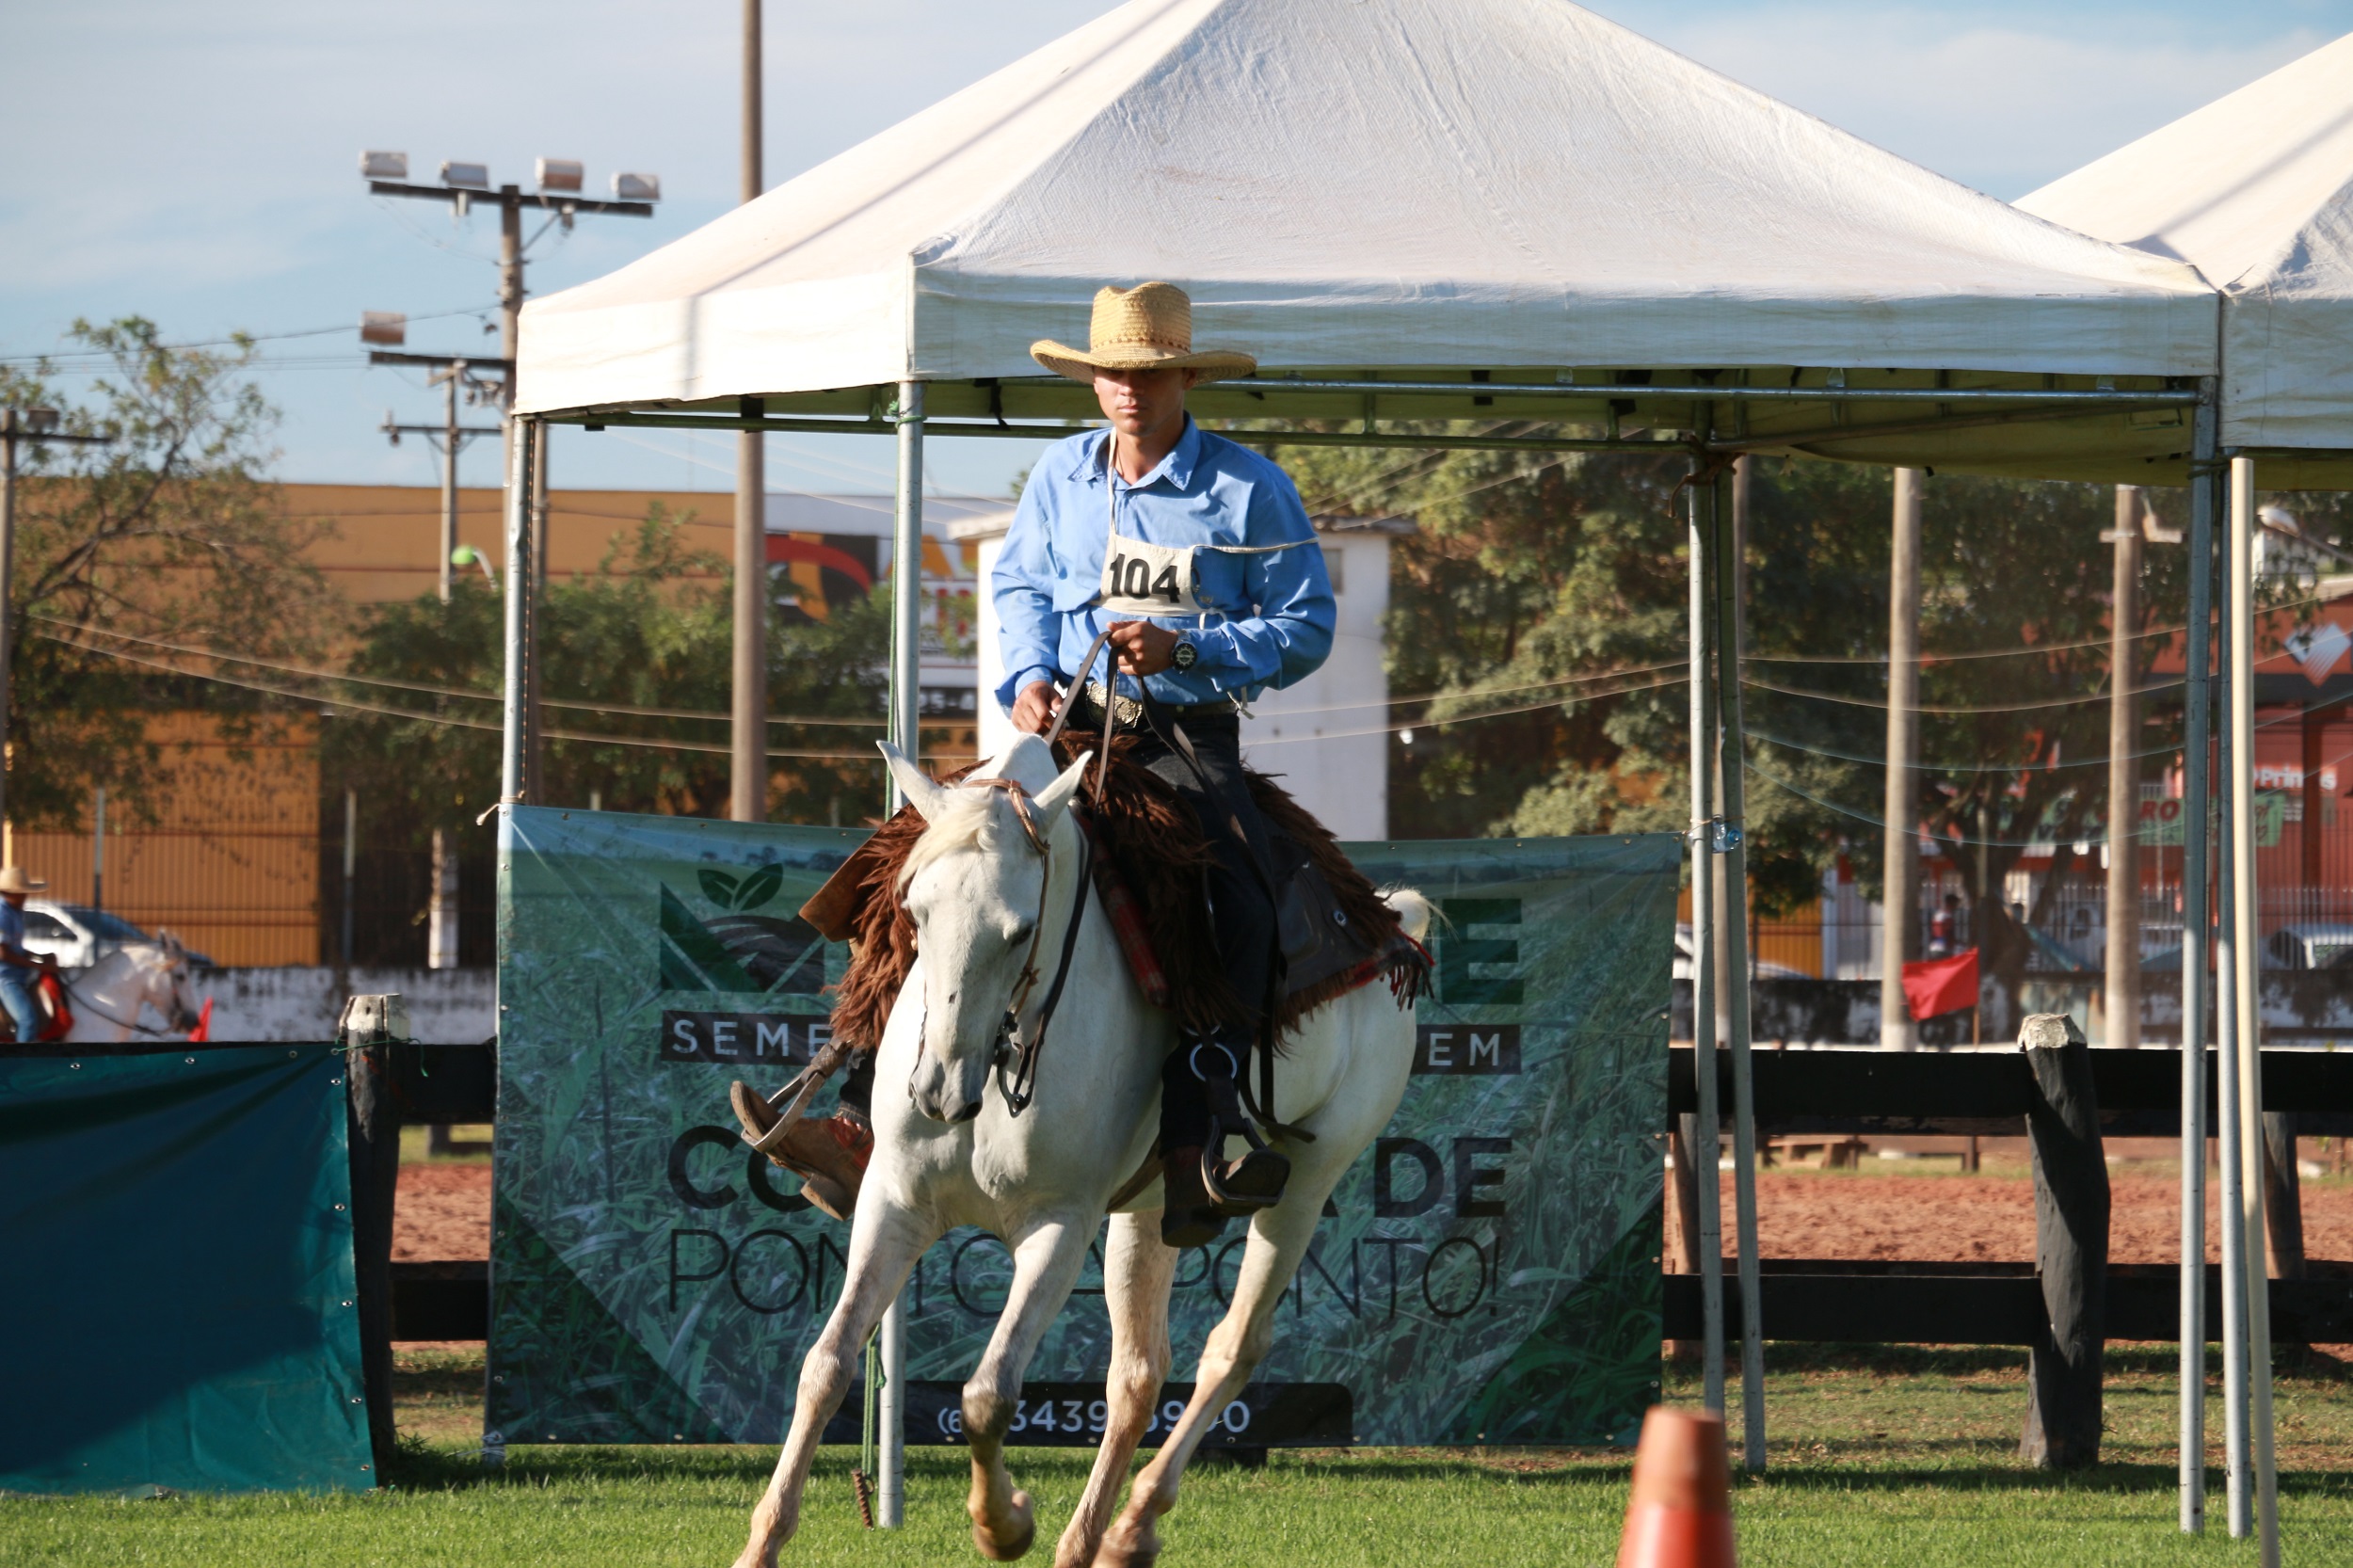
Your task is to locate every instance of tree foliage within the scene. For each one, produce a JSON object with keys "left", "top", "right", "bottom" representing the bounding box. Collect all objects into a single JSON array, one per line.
[
  {"left": 0, "top": 318, "right": 333, "bottom": 827},
  {"left": 322, "top": 506, "right": 893, "bottom": 841},
  {"left": 1274, "top": 428, "right": 2198, "bottom": 1002}
]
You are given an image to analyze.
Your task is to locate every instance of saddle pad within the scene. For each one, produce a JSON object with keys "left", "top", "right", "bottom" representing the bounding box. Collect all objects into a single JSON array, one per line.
[{"left": 821, "top": 735, "right": 1422, "bottom": 1051}]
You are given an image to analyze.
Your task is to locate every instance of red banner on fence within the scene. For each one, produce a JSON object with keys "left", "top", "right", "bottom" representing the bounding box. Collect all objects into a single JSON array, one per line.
[{"left": 1901, "top": 948, "right": 1978, "bottom": 1021}]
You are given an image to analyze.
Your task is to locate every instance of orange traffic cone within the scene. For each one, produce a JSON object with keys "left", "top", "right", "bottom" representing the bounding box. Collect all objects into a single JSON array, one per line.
[{"left": 1615, "top": 1406, "right": 1735, "bottom": 1568}]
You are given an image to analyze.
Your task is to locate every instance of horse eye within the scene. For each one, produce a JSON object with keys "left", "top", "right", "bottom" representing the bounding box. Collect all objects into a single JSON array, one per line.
[{"left": 1006, "top": 922, "right": 1033, "bottom": 947}]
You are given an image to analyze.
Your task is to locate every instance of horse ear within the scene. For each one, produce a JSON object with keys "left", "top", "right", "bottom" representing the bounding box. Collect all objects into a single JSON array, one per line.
[
  {"left": 876, "top": 743, "right": 951, "bottom": 822},
  {"left": 1029, "top": 751, "right": 1093, "bottom": 827}
]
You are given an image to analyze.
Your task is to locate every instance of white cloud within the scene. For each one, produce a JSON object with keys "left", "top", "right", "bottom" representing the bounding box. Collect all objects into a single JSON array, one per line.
[{"left": 1601, "top": 3, "right": 2335, "bottom": 196}]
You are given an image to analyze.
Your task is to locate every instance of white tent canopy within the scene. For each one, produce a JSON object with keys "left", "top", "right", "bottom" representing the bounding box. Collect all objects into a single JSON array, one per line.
[
  {"left": 518, "top": 0, "right": 2216, "bottom": 480},
  {"left": 2019, "top": 30, "right": 2353, "bottom": 479}
]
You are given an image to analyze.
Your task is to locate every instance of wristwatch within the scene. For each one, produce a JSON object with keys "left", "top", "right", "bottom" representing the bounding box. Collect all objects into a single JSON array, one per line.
[{"left": 1170, "top": 634, "right": 1199, "bottom": 672}]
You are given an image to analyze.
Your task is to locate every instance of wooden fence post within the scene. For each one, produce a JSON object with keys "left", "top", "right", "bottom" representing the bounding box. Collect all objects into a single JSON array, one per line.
[
  {"left": 341, "top": 995, "right": 409, "bottom": 1482},
  {"left": 1666, "top": 1112, "right": 1705, "bottom": 1363},
  {"left": 2262, "top": 1111, "right": 2305, "bottom": 1283},
  {"left": 2019, "top": 1013, "right": 2107, "bottom": 1467}
]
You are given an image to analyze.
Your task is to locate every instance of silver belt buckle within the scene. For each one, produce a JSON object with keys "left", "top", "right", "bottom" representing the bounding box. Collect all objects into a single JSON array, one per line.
[{"left": 1083, "top": 680, "right": 1144, "bottom": 727}]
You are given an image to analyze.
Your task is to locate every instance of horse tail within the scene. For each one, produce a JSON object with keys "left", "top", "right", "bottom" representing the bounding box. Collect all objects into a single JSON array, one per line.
[{"left": 1383, "top": 888, "right": 1433, "bottom": 943}]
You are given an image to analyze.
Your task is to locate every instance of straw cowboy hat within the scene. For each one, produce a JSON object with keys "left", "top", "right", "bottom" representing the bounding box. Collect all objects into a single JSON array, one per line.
[
  {"left": 0, "top": 867, "right": 46, "bottom": 894},
  {"left": 1030, "top": 281, "right": 1257, "bottom": 383}
]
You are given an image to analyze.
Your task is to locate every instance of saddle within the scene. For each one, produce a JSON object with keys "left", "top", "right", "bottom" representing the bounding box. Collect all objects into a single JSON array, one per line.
[
  {"left": 0, "top": 968, "right": 73, "bottom": 1045},
  {"left": 804, "top": 733, "right": 1428, "bottom": 1056}
]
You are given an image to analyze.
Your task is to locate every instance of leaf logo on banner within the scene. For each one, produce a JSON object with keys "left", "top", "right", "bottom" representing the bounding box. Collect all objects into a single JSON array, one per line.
[
  {"left": 697, "top": 862, "right": 785, "bottom": 912},
  {"left": 660, "top": 862, "right": 823, "bottom": 995}
]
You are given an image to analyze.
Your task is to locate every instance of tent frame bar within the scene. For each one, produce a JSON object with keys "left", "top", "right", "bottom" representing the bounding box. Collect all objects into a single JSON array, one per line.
[
  {"left": 954, "top": 376, "right": 2201, "bottom": 407},
  {"left": 548, "top": 400, "right": 2181, "bottom": 457}
]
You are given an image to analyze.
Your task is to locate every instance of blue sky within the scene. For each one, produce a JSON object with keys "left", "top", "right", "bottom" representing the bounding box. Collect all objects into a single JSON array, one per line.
[{"left": 5, "top": 1, "right": 2347, "bottom": 499}]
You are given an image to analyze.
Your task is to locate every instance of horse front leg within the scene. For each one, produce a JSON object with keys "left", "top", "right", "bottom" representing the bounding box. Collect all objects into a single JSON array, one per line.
[
  {"left": 963, "top": 1216, "right": 1099, "bottom": 1561},
  {"left": 733, "top": 1205, "right": 936, "bottom": 1568},
  {"left": 1055, "top": 1211, "right": 1175, "bottom": 1568},
  {"left": 1095, "top": 1193, "right": 1325, "bottom": 1568}
]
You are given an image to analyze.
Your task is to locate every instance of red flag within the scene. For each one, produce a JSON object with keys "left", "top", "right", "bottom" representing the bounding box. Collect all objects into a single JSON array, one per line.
[
  {"left": 187, "top": 996, "right": 213, "bottom": 1043},
  {"left": 1901, "top": 949, "right": 1979, "bottom": 1021}
]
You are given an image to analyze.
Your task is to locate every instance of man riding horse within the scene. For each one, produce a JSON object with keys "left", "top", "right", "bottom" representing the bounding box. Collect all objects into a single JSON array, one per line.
[
  {"left": 752, "top": 282, "right": 1334, "bottom": 1248},
  {"left": 0, "top": 865, "right": 57, "bottom": 1042}
]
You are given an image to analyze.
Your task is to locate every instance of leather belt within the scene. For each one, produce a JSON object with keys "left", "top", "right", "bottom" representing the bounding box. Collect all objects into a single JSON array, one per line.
[{"left": 1077, "top": 680, "right": 1233, "bottom": 729}]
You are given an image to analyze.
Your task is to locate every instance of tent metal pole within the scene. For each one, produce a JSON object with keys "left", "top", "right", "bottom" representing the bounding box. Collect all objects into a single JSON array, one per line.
[
  {"left": 500, "top": 416, "right": 537, "bottom": 807},
  {"left": 876, "top": 377, "right": 924, "bottom": 1530},
  {"left": 1881, "top": 470, "right": 1923, "bottom": 1053},
  {"left": 2178, "top": 378, "right": 2217, "bottom": 1534},
  {"left": 2228, "top": 456, "right": 2280, "bottom": 1568},
  {"left": 1709, "top": 447, "right": 1766, "bottom": 1471},
  {"left": 1687, "top": 456, "right": 1726, "bottom": 1418},
  {"left": 2216, "top": 456, "right": 2249, "bottom": 1537}
]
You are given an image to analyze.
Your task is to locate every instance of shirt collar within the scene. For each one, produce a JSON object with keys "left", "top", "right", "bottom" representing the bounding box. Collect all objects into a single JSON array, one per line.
[{"left": 1070, "top": 415, "right": 1202, "bottom": 492}]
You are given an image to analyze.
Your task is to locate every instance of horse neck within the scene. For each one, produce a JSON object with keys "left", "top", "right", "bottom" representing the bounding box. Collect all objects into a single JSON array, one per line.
[{"left": 87, "top": 946, "right": 161, "bottom": 1009}]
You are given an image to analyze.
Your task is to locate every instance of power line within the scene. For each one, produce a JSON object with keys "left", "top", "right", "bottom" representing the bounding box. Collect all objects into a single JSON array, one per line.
[
  {"left": 1742, "top": 672, "right": 2184, "bottom": 714},
  {"left": 37, "top": 632, "right": 935, "bottom": 762},
  {"left": 33, "top": 616, "right": 888, "bottom": 728}
]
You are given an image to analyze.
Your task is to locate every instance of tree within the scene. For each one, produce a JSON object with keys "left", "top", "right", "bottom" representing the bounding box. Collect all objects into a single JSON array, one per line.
[
  {"left": 1272, "top": 428, "right": 2201, "bottom": 1024},
  {"left": 0, "top": 318, "right": 333, "bottom": 827},
  {"left": 323, "top": 504, "right": 895, "bottom": 846}
]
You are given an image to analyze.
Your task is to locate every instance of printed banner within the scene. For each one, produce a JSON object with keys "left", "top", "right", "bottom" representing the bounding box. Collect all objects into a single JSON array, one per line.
[{"left": 489, "top": 806, "right": 1678, "bottom": 1448}]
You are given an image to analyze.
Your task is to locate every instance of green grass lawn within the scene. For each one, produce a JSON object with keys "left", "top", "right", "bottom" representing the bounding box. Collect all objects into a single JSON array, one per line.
[{"left": 5, "top": 1343, "right": 2346, "bottom": 1565}]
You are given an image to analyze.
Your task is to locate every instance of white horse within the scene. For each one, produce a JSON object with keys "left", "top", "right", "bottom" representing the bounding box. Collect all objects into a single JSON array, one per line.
[
  {"left": 63, "top": 932, "right": 203, "bottom": 1042},
  {"left": 734, "top": 734, "right": 1424, "bottom": 1568}
]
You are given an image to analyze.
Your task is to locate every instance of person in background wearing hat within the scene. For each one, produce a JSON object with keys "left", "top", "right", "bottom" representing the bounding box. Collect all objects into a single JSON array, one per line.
[
  {"left": 996, "top": 280, "right": 1336, "bottom": 1247},
  {"left": 0, "top": 866, "right": 55, "bottom": 1042}
]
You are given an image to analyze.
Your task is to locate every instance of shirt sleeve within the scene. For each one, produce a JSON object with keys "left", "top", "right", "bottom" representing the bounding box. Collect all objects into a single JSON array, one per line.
[
  {"left": 1166, "top": 467, "right": 1336, "bottom": 696},
  {"left": 992, "top": 480, "right": 1064, "bottom": 710}
]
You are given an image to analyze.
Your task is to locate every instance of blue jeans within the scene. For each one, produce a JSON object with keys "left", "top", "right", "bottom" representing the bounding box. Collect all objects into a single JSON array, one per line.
[{"left": 0, "top": 969, "right": 40, "bottom": 1041}]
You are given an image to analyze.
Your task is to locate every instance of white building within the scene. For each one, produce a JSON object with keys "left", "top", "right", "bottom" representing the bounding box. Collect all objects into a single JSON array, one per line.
[{"left": 952, "top": 511, "right": 1401, "bottom": 840}]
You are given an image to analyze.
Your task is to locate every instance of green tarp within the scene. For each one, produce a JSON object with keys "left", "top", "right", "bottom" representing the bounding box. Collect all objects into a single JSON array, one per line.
[
  {"left": 492, "top": 805, "right": 1677, "bottom": 1448},
  {"left": 0, "top": 1043, "right": 372, "bottom": 1493}
]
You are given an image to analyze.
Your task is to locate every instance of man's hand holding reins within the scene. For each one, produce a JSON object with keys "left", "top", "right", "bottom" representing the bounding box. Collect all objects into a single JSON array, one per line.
[
  {"left": 1106, "top": 618, "right": 1179, "bottom": 676},
  {"left": 1012, "top": 681, "right": 1060, "bottom": 736}
]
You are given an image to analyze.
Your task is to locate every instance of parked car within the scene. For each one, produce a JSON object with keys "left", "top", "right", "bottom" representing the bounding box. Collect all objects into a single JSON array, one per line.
[
  {"left": 2145, "top": 922, "right": 2353, "bottom": 973},
  {"left": 2265, "top": 922, "right": 2353, "bottom": 971},
  {"left": 1672, "top": 925, "right": 1807, "bottom": 981},
  {"left": 16, "top": 901, "right": 212, "bottom": 969}
]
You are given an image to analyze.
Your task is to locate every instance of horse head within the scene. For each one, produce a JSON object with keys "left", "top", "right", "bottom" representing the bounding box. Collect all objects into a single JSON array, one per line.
[
  {"left": 151, "top": 929, "right": 201, "bottom": 1034},
  {"left": 881, "top": 735, "right": 1091, "bottom": 1125}
]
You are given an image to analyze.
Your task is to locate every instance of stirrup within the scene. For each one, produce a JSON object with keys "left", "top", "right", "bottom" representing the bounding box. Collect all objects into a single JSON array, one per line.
[{"left": 1200, "top": 1070, "right": 1289, "bottom": 1214}]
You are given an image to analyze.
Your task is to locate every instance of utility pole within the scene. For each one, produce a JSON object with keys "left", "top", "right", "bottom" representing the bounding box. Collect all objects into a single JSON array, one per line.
[
  {"left": 1881, "top": 469, "right": 1924, "bottom": 1050},
  {"left": 0, "top": 408, "right": 111, "bottom": 844},
  {"left": 373, "top": 354, "right": 504, "bottom": 600},
  {"left": 361, "top": 152, "right": 657, "bottom": 800},
  {"left": 2105, "top": 487, "right": 2144, "bottom": 1048},
  {"left": 732, "top": 0, "right": 770, "bottom": 824}
]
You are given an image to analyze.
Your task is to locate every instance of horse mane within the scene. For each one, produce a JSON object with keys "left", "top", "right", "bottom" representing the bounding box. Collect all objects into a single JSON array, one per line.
[{"left": 897, "top": 786, "right": 1028, "bottom": 889}]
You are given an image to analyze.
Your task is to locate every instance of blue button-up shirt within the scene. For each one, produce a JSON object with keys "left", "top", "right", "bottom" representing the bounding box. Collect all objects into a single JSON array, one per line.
[{"left": 992, "top": 418, "right": 1335, "bottom": 710}]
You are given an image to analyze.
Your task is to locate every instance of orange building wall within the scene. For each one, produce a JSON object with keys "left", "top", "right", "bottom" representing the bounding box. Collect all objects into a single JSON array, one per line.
[{"left": 7, "top": 714, "right": 321, "bottom": 967}]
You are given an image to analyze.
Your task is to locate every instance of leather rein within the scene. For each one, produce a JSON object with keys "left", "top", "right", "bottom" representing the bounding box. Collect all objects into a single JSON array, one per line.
[{"left": 965, "top": 774, "right": 1093, "bottom": 1117}]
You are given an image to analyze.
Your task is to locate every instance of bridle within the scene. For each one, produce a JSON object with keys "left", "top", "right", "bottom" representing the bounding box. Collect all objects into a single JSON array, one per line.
[
  {"left": 960, "top": 775, "right": 1093, "bottom": 1117},
  {"left": 59, "top": 952, "right": 196, "bottom": 1038}
]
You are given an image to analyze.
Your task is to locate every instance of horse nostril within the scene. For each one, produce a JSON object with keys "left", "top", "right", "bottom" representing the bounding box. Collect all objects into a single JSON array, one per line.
[{"left": 951, "top": 1098, "right": 983, "bottom": 1124}]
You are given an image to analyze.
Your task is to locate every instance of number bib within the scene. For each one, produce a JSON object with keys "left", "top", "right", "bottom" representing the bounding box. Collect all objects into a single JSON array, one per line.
[
  {"left": 1097, "top": 531, "right": 1208, "bottom": 616},
  {"left": 1090, "top": 437, "right": 1303, "bottom": 624}
]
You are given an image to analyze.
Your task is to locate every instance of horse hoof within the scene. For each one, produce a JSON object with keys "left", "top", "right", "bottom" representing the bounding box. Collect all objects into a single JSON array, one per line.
[
  {"left": 1092, "top": 1517, "right": 1159, "bottom": 1568},
  {"left": 973, "top": 1488, "right": 1036, "bottom": 1561}
]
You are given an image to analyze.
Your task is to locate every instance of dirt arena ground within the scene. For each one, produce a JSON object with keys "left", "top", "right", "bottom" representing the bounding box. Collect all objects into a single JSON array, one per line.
[{"left": 397, "top": 1140, "right": 2353, "bottom": 1266}]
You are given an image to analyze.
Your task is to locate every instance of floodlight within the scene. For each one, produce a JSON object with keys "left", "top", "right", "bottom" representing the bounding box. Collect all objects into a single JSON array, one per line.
[
  {"left": 360, "top": 151, "right": 408, "bottom": 181},
  {"left": 440, "top": 160, "right": 490, "bottom": 189},
  {"left": 536, "top": 158, "right": 584, "bottom": 194},
  {"left": 612, "top": 171, "right": 660, "bottom": 201},
  {"left": 360, "top": 312, "right": 407, "bottom": 347}
]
